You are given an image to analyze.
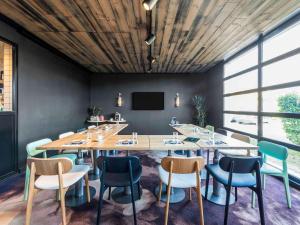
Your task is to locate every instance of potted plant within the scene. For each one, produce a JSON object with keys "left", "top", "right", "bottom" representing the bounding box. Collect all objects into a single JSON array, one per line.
[
  {"left": 88, "top": 106, "right": 104, "bottom": 121},
  {"left": 192, "top": 95, "right": 206, "bottom": 127}
]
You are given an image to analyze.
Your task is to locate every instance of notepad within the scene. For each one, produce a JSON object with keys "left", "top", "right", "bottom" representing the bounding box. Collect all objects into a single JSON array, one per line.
[
  {"left": 163, "top": 139, "right": 183, "bottom": 145},
  {"left": 63, "top": 140, "right": 86, "bottom": 146}
]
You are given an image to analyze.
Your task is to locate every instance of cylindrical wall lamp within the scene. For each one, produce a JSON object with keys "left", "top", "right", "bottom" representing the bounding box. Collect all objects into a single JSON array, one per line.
[
  {"left": 143, "top": 0, "right": 159, "bottom": 10},
  {"left": 175, "top": 93, "right": 180, "bottom": 107},
  {"left": 145, "top": 33, "right": 156, "bottom": 45},
  {"left": 117, "top": 93, "right": 122, "bottom": 107}
]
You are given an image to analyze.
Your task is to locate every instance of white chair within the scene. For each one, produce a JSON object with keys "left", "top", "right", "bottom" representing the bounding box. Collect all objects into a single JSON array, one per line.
[
  {"left": 158, "top": 156, "right": 205, "bottom": 225},
  {"left": 219, "top": 133, "right": 253, "bottom": 156},
  {"left": 25, "top": 157, "right": 90, "bottom": 225}
]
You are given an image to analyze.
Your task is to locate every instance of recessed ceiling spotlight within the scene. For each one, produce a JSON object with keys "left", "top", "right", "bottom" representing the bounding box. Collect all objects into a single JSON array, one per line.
[
  {"left": 147, "top": 56, "right": 157, "bottom": 64},
  {"left": 143, "top": 0, "right": 159, "bottom": 10},
  {"left": 145, "top": 33, "right": 156, "bottom": 45}
]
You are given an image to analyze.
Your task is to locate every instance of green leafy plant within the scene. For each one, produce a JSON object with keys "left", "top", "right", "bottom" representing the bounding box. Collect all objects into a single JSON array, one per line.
[
  {"left": 88, "top": 106, "right": 103, "bottom": 117},
  {"left": 193, "top": 95, "right": 206, "bottom": 127},
  {"left": 277, "top": 93, "right": 300, "bottom": 145}
]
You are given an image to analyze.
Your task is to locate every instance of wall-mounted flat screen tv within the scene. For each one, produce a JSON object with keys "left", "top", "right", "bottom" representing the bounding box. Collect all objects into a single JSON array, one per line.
[{"left": 132, "top": 92, "right": 164, "bottom": 110}]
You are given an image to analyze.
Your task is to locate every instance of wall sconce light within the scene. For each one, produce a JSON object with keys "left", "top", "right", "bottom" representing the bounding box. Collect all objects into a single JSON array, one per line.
[
  {"left": 175, "top": 93, "right": 180, "bottom": 107},
  {"left": 145, "top": 33, "right": 156, "bottom": 45},
  {"left": 143, "top": 0, "right": 159, "bottom": 10},
  {"left": 117, "top": 93, "right": 122, "bottom": 107}
]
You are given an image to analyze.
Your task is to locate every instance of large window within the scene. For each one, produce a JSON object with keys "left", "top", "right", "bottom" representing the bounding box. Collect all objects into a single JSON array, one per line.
[{"left": 223, "top": 14, "right": 300, "bottom": 181}]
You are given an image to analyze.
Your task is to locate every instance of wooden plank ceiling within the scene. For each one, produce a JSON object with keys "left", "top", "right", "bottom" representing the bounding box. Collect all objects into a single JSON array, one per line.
[{"left": 0, "top": 0, "right": 299, "bottom": 73}]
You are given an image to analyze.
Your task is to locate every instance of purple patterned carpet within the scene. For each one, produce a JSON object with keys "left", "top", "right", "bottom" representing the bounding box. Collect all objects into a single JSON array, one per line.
[{"left": 0, "top": 151, "right": 299, "bottom": 225}]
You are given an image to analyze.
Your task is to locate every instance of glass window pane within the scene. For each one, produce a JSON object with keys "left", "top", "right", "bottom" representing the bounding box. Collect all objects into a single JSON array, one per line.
[
  {"left": 224, "top": 70, "right": 258, "bottom": 94},
  {"left": 224, "top": 113, "right": 258, "bottom": 135},
  {"left": 262, "top": 53, "right": 300, "bottom": 87},
  {"left": 224, "top": 46, "right": 258, "bottom": 77},
  {"left": 263, "top": 117, "right": 300, "bottom": 146},
  {"left": 224, "top": 93, "right": 258, "bottom": 112},
  {"left": 263, "top": 21, "right": 300, "bottom": 61},
  {"left": 262, "top": 86, "right": 300, "bottom": 113},
  {"left": 0, "top": 41, "right": 13, "bottom": 111}
]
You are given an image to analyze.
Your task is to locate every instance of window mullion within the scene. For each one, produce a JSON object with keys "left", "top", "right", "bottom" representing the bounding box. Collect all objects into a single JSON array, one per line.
[{"left": 258, "top": 34, "right": 263, "bottom": 141}]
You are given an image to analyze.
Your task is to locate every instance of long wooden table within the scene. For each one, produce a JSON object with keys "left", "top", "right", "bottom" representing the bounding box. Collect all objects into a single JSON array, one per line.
[{"left": 38, "top": 123, "right": 258, "bottom": 206}]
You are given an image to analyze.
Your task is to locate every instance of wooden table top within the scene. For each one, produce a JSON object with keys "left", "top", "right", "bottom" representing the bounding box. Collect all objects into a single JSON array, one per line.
[
  {"left": 172, "top": 124, "right": 258, "bottom": 150},
  {"left": 38, "top": 123, "right": 128, "bottom": 150}
]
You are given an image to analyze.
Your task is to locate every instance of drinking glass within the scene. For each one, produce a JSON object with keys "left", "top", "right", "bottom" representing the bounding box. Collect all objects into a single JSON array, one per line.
[
  {"left": 173, "top": 132, "right": 178, "bottom": 142},
  {"left": 132, "top": 132, "right": 138, "bottom": 144}
]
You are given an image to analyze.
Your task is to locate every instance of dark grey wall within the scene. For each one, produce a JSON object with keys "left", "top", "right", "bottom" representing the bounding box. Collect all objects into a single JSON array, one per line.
[
  {"left": 90, "top": 74, "right": 208, "bottom": 134},
  {"left": 0, "top": 20, "right": 90, "bottom": 167},
  {"left": 206, "top": 62, "right": 224, "bottom": 129}
]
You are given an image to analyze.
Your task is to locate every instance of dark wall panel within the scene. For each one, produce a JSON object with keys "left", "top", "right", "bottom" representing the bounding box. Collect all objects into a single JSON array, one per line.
[
  {"left": 0, "top": 20, "right": 90, "bottom": 168},
  {"left": 90, "top": 74, "right": 208, "bottom": 134},
  {"left": 206, "top": 63, "right": 224, "bottom": 129}
]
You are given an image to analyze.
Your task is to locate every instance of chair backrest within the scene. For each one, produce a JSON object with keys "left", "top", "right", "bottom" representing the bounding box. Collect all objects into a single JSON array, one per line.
[
  {"left": 205, "top": 125, "right": 214, "bottom": 132},
  {"left": 97, "top": 156, "right": 141, "bottom": 173},
  {"left": 216, "top": 128, "right": 227, "bottom": 136},
  {"left": 231, "top": 132, "right": 251, "bottom": 143},
  {"left": 26, "top": 138, "right": 52, "bottom": 157},
  {"left": 219, "top": 156, "right": 262, "bottom": 174},
  {"left": 77, "top": 127, "right": 87, "bottom": 133},
  {"left": 88, "top": 125, "right": 96, "bottom": 129},
  {"left": 161, "top": 156, "right": 205, "bottom": 174},
  {"left": 258, "top": 141, "right": 288, "bottom": 160},
  {"left": 27, "top": 157, "right": 73, "bottom": 176},
  {"left": 59, "top": 131, "right": 75, "bottom": 139}
]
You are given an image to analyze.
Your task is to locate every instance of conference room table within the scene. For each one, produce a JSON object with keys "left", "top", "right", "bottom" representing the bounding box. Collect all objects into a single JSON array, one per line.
[{"left": 38, "top": 123, "right": 258, "bottom": 206}]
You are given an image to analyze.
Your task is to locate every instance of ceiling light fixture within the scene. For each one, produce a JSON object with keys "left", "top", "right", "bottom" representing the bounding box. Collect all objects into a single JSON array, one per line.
[
  {"left": 143, "top": 0, "right": 159, "bottom": 10},
  {"left": 145, "top": 33, "right": 156, "bottom": 45}
]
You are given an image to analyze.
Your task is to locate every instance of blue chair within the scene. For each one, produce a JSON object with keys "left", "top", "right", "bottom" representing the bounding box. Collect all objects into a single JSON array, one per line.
[
  {"left": 252, "top": 141, "right": 291, "bottom": 208},
  {"left": 205, "top": 156, "right": 265, "bottom": 225},
  {"left": 96, "top": 156, "right": 142, "bottom": 225},
  {"left": 23, "top": 138, "right": 77, "bottom": 201}
]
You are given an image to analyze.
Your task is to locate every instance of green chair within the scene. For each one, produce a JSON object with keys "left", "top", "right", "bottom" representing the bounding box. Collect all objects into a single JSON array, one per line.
[
  {"left": 23, "top": 138, "right": 77, "bottom": 201},
  {"left": 252, "top": 141, "right": 291, "bottom": 208}
]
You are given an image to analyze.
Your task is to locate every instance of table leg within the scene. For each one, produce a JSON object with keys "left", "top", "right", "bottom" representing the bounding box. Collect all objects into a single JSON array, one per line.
[
  {"left": 65, "top": 150, "right": 96, "bottom": 207},
  {"left": 201, "top": 148, "right": 235, "bottom": 205},
  {"left": 89, "top": 150, "right": 100, "bottom": 180}
]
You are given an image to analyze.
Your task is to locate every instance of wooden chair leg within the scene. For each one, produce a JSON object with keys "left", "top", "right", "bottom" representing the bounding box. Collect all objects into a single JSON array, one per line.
[
  {"left": 283, "top": 175, "right": 292, "bottom": 208},
  {"left": 84, "top": 174, "right": 91, "bottom": 203},
  {"left": 25, "top": 188, "right": 35, "bottom": 225},
  {"left": 164, "top": 183, "right": 172, "bottom": 225},
  {"left": 158, "top": 180, "right": 163, "bottom": 202},
  {"left": 90, "top": 150, "right": 94, "bottom": 167},
  {"left": 130, "top": 181, "right": 137, "bottom": 225},
  {"left": 189, "top": 188, "right": 192, "bottom": 201},
  {"left": 235, "top": 187, "right": 238, "bottom": 202},
  {"left": 60, "top": 188, "right": 67, "bottom": 225},
  {"left": 196, "top": 185, "right": 204, "bottom": 225},
  {"left": 96, "top": 183, "right": 105, "bottom": 225}
]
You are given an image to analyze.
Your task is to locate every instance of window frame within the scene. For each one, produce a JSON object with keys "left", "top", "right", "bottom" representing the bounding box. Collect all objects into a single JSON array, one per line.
[{"left": 222, "top": 11, "right": 300, "bottom": 187}]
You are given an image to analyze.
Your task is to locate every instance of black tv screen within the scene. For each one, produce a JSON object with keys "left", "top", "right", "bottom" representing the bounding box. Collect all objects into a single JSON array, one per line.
[{"left": 132, "top": 92, "right": 164, "bottom": 110}]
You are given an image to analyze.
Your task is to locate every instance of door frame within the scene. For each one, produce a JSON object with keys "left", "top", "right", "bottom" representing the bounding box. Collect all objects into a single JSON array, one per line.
[{"left": 0, "top": 35, "right": 18, "bottom": 180}]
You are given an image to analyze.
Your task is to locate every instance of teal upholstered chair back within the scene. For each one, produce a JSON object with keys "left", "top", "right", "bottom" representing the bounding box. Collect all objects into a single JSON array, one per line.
[
  {"left": 26, "top": 138, "right": 52, "bottom": 157},
  {"left": 258, "top": 141, "right": 288, "bottom": 161}
]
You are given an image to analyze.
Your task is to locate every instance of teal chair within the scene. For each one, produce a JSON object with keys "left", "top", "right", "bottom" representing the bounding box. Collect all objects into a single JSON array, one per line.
[
  {"left": 23, "top": 138, "right": 77, "bottom": 200},
  {"left": 252, "top": 141, "right": 291, "bottom": 208}
]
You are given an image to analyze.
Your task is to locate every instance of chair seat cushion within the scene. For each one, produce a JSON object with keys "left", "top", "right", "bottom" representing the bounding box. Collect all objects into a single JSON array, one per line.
[
  {"left": 103, "top": 167, "right": 142, "bottom": 187},
  {"left": 261, "top": 163, "right": 282, "bottom": 175},
  {"left": 206, "top": 164, "right": 256, "bottom": 187},
  {"left": 51, "top": 153, "right": 77, "bottom": 163},
  {"left": 35, "top": 165, "right": 90, "bottom": 190},
  {"left": 158, "top": 165, "right": 200, "bottom": 188}
]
